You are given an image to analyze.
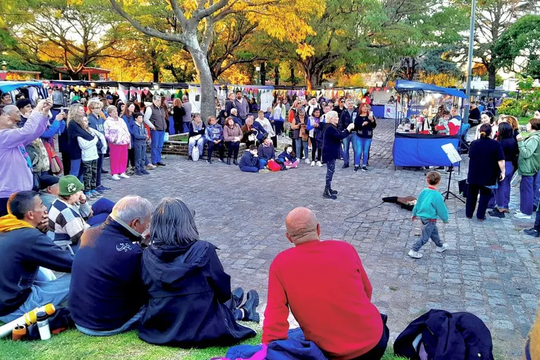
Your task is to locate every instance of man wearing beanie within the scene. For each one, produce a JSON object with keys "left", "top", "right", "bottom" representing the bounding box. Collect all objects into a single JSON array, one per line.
[
  {"left": 48, "top": 175, "right": 90, "bottom": 252},
  {"left": 47, "top": 175, "right": 115, "bottom": 252},
  {"left": 0, "top": 99, "right": 52, "bottom": 216}
]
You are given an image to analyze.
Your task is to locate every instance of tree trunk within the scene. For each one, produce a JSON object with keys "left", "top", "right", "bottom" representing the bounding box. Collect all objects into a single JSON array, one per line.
[
  {"left": 190, "top": 47, "right": 215, "bottom": 120},
  {"left": 488, "top": 65, "right": 496, "bottom": 89},
  {"left": 304, "top": 67, "right": 323, "bottom": 92},
  {"left": 274, "top": 65, "right": 280, "bottom": 86},
  {"left": 289, "top": 64, "right": 297, "bottom": 85},
  {"left": 260, "top": 62, "right": 266, "bottom": 85}
]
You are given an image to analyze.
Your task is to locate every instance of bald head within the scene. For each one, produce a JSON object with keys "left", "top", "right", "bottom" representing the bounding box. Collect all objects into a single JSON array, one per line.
[{"left": 285, "top": 207, "right": 320, "bottom": 245}]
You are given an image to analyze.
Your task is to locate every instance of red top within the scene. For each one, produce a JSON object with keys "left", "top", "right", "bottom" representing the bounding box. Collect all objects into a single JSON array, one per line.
[{"left": 262, "top": 240, "right": 383, "bottom": 359}]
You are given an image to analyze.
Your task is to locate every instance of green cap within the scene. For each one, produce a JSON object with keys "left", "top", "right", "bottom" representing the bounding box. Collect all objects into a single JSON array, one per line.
[{"left": 58, "top": 175, "right": 84, "bottom": 196}]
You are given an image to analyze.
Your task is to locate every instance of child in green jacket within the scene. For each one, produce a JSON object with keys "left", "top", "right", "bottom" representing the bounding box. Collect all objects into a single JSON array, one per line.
[{"left": 408, "top": 171, "right": 449, "bottom": 259}]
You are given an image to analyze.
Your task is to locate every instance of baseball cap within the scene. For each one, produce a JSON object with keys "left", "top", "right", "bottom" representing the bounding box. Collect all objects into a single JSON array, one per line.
[
  {"left": 58, "top": 175, "right": 84, "bottom": 196},
  {"left": 39, "top": 175, "right": 60, "bottom": 190},
  {"left": 106, "top": 95, "right": 113, "bottom": 100}
]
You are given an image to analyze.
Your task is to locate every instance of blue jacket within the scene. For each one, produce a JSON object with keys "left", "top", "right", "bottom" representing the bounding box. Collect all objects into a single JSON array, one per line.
[
  {"left": 258, "top": 143, "right": 275, "bottom": 160},
  {"left": 278, "top": 150, "right": 297, "bottom": 163},
  {"left": 239, "top": 152, "right": 259, "bottom": 169},
  {"left": 252, "top": 121, "right": 267, "bottom": 142},
  {"left": 130, "top": 122, "right": 148, "bottom": 146},
  {"left": 88, "top": 113, "right": 106, "bottom": 154},
  {"left": 205, "top": 124, "right": 224, "bottom": 142},
  {"left": 122, "top": 114, "right": 134, "bottom": 130},
  {"left": 68, "top": 219, "right": 147, "bottom": 331}
]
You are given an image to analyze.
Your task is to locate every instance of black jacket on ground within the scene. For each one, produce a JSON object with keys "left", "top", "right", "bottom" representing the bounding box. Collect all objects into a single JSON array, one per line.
[
  {"left": 394, "top": 309, "right": 494, "bottom": 360},
  {"left": 139, "top": 240, "right": 255, "bottom": 347},
  {"left": 0, "top": 228, "right": 73, "bottom": 316},
  {"left": 322, "top": 124, "right": 350, "bottom": 162}
]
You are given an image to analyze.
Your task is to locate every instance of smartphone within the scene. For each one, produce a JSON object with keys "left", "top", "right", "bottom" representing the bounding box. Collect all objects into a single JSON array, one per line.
[{"left": 369, "top": 111, "right": 374, "bottom": 117}]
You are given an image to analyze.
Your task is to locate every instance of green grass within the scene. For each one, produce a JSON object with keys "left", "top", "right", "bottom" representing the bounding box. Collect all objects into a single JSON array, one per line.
[{"left": 0, "top": 326, "right": 404, "bottom": 359}]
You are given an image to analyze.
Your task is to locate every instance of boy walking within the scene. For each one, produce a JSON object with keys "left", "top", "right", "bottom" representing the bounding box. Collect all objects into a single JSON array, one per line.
[
  {"left": 130, "top": 113, "right": 150, "bottom": 176},
  {"left": 408, "top": 171, "right": 449, "bottom": 259}
]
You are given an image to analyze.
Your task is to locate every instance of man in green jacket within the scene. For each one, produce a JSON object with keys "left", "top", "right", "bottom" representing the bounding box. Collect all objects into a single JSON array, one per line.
[{"left": 517, "top": 118, "right": 540, "bottom": 219}]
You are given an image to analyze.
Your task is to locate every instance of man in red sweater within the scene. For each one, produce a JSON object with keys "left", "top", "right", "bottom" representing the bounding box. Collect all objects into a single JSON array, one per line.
[{"left": 262, "top": 207, "right": 389, "bottom": 360}]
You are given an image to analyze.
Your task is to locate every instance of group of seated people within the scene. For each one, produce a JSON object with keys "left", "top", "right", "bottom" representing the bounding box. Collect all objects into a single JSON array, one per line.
[{"left": 0, "top": 187, "right": 390, "bottom": 358}]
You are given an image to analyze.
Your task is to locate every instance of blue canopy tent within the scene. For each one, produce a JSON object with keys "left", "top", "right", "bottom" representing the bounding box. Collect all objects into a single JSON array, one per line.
[
  {"left": 392, "top": 81, "right": 466, "bottom": 168},
  {"left": 0, "top": 81, "right": 48, "bottom": 104}
]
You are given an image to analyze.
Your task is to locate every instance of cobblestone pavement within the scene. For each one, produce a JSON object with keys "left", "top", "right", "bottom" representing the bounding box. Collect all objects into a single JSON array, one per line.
[{"left": 101, "top": 119, "right": 539, "bottom": 358}]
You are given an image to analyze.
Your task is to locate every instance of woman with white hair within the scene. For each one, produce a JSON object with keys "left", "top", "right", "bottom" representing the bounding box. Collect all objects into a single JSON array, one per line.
[
  {"left": 139, "top": 198, "right": 259, "bottom": 347},
  {"left": 322, "top": 111, "right": 355, "bottom": 199},
  {"left": 104, "top": 105, "right": 131, "bottom": 180}
]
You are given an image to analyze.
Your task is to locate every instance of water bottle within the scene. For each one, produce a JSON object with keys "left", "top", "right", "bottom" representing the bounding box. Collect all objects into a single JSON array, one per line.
[{"left": 36, "top": 311, "right": 51, "bottom": 340}]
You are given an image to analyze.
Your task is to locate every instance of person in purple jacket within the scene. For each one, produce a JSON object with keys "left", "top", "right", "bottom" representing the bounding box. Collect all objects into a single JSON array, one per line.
[{"left": 0, "top": 99, "right": 53, "bottom": 216}]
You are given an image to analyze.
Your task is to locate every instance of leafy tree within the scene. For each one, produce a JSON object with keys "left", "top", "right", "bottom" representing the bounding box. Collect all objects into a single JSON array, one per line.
[
  {"left": 109, "top": 0, "right": 323, "bottom": 119},
  {"left": 2, "top": 0, "right": 124, "bottom": 79},
  {"left": 493, "top": 14, "right": 540, "bottom": 79},
  {"left": 453, "top": 0, "right": 537, "bottom": 89}
]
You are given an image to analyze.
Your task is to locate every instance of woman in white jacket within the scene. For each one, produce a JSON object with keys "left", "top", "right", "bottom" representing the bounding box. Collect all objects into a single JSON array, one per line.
[{"left": 77, "top": 117, "right": 107, "bottom": 199}]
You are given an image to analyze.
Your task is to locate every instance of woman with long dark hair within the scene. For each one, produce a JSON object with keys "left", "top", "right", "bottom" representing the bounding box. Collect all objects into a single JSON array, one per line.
[
  {"left": 489, "top": 122, "right": 518, "bottom": 218},
  {"left": 139, "top": 198, "right": 259, "bottom": 347},
  {"left": 466, "top": 124, "right": 505, "bottom": 221}
]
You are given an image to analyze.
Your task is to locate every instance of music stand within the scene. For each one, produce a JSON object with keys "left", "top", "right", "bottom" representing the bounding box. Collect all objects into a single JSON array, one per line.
[{"left": 441, "top": 143, "right": 465, "bottom": 203}]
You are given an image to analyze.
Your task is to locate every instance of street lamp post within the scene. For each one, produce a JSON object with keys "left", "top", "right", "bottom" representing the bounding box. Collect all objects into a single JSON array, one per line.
[
  {"left": 255, "top": 66, "right": 261, "bottom": 85},
  {"left": 464, "top": 0, "right": 477, "bottom": 124}
]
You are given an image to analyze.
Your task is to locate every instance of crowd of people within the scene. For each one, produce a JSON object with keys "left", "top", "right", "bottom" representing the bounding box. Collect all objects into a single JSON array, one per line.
[{"left": 1, "top": 89, "right": 540, "bottom": 358}]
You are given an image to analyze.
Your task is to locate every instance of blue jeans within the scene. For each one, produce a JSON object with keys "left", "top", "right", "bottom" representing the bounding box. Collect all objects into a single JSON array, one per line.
[
  {"left": 150, "top": 130, "right": 165, "bottom": 164},
  {"left": 325, "top": 159, "right": 336, "bottom": 188},
  {"left": 495, "top": 161, "right": 513, "bottom": 209},
  {"left": 182, "top": 123, "right": 190, "bottom": 133},
  {"left": 70, "top": 159, "right": 83, "bottom": 181},
  {"left": 240, "top": 166, "right": 259, "bottom": 173},
  {"left": 75, "top": 306, "right": 146, "bottom": 336},
  {"left": 352, "top": 134, "right": 372, "bottom": 167},
  {"left": 412, "top": 220, "right": 443, "bottom": 251},
  {"left": 259, "top": 158, "right": 268, "bottom": 169},
  {"left": 295, "top": 139, "right": 309, "bottom": 159},
  {"left": 134, "top": 143, "right": 146, "bottom": 172},
  {"left": 0, "top": 274, "right": 71, "bottom": 323},
  {"left": 520, "top": 172, "right": 540, "bottom": 215},
  {"left": 342, "top": 134, "right": 352, "bottom": 166},
  {"left": 535, "top": 172, "right": 540, "bottom": 208}
]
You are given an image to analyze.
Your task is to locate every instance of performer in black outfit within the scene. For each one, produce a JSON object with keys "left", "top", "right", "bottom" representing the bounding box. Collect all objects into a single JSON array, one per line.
[{"left": 321, "top": 111, "right": 355, "bottom": 199}]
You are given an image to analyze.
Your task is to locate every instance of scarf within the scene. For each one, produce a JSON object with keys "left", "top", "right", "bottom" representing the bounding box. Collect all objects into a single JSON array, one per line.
[{"left": 0, "top": 214, "right": 33, "bottom": 233}]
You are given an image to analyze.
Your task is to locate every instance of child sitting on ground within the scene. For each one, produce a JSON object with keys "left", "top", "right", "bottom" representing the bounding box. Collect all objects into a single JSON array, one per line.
[
  {"left": 408, "top": 171, "right": 449, "bottom": 259},
  {"left": 239, "top": 145, "right": 262, "bottom": 173},
  {"left": 130, "top": 113, "right": 150, "bottom": 175},
  {"left": 277, "top": 145, "right": 299, "bottom": 169}
]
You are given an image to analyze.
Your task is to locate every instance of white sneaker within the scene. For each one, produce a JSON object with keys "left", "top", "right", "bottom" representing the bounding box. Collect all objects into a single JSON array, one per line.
[
  {"left": 436, "top": 243, "right": 448, "bottom": 253},
  {"left": 515, "top": 211, "right": 532, "bottom": 219},
  {"left": 305, "top": 158, "right": 310, "bottom": 164},
  {"left": 408, "top": 250, "right": 423, "bottom": 259},
  {"left": 316, "top": 161, "right": 322, "bottom": 167},
  {"left": 310, "top": 161, "right": 315, "bottom": 167},
  {"left": 111, "top": 174, "right": 121, "bottom": 181},
  {"left": 119, "top": 173, "right": 130, "bottom": 179}
]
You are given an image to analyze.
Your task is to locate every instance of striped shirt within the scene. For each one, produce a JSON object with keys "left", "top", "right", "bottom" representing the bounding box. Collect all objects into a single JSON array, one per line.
[{"left": 48, "top": 199, "right": 90, "bottom": 248}]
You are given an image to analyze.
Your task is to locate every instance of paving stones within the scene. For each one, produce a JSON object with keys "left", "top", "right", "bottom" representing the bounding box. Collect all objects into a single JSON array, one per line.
[{"left": 99, "top": 119, "right": 538, "bottom": 358}]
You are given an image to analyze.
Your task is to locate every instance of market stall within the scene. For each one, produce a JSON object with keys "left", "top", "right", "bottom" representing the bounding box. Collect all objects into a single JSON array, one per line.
[
  {"left": 392, "top": 80, "right": 466, "bottom": 168},
  {"left": 0, "top": 81, "right": 48, "bottom": 104}
]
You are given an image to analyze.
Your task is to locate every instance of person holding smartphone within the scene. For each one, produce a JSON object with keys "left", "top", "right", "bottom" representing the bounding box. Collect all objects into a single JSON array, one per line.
[{"left": 352, "top": 104, "right": 377, "bottom": 172}]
